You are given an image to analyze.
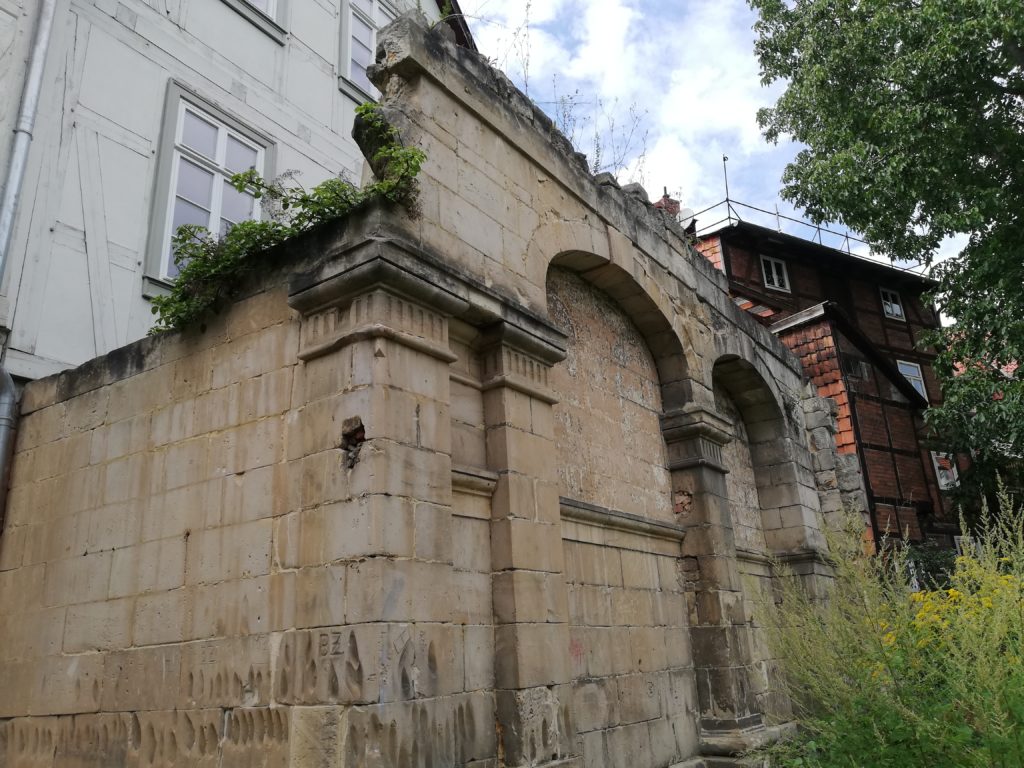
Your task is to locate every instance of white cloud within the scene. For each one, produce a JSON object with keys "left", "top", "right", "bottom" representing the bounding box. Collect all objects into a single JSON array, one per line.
[
  {"left": 460, "top": 0, "right": 801, "bottom": 216},
  {"left": 562, "top": 0, "right": 639, "bottom": 100}
]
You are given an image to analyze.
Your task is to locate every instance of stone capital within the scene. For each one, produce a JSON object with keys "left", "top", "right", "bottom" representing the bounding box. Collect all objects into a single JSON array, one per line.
[
  {"left": 661, "top": 406, "right": 733, "bottom": 473},
  {"left": 295, "top": 286, "right": 458, "bottom": 363},
  {"left": 477, "top": 321, "right": 565, "bottom": 405}
]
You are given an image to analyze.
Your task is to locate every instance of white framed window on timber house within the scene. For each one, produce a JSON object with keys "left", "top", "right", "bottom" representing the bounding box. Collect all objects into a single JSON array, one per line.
[
  {"left": 760, "top": 255, "right": 790, "bottom": 293},
  {"left": 934, "top": 452, "right": 959, "bottom": 491},
  {"left": 220, "top": 0, "right": 288, "bottom": 43},
  {"left": 340, "top": 0, "right": 398, "bottom": 101},
  {"left": 897, "top": 360, "right": 927, "bottom": 400},
  {"left": 144, "top": 83, "right": 275, "bottom": 297},
  {"left": 881, "top": 287, "right": 905, "bottom": 320}
]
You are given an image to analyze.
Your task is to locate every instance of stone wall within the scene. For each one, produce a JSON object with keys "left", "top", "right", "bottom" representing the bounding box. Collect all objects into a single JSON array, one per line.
[{"left": 0, "top": 14, "right": 839, "bottom": 768}]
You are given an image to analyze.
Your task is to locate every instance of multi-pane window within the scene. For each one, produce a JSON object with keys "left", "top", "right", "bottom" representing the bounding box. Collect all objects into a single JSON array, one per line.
[
  {"left": 880, "top": 287, "right": 905, "bottom": 320},
  {"left": 897, "top": 360, "right": 927, "bottom": 399},
  {"left": 162, "top": 102, "right": 263, "bottom": 279},
  {"left": 347, "top": 0, "right": 397, "bottom": 96},
  {"left": 760, "top": 255, "right": 790, "bottom": 292}
]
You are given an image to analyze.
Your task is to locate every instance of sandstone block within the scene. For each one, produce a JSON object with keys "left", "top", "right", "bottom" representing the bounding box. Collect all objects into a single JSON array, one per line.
[
  {"left": 494, "top": 622, "right": 570, "bottom": 688},
  {"left": 491, "top": 518, "right": 564, "bottom": 574},
  {"left": 493, "top": 570, "right": 569, "bottom": 625},
  {"left": 101, "top": 645, "right": 182, "bottom": 712},
  {"left": 572, "top": 678, "right": 619, "bottom": 733},
  {"left": 133, "top": 589, "right": 189, "bottom": 646}
]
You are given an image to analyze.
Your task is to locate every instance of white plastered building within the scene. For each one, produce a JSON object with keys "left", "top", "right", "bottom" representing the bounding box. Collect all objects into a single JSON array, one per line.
[{"left": 0, "top": 0, "right": 473, "bottom": 381}]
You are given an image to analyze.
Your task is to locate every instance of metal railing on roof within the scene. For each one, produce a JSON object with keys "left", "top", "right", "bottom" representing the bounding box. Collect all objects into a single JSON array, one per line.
[{"left": 692, "top": 198, "right": 930, "bottom": 277}]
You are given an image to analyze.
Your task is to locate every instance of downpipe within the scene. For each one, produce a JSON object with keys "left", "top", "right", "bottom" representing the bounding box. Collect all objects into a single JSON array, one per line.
[
  {"left": 0, "top": 0, "right": 59, "bottom": 526},
  {"left": 0, "top": 368, "right": 16, "bottom": 529},
  {"left": 0, "top": 0, "right": 57, "bottom": 272}
]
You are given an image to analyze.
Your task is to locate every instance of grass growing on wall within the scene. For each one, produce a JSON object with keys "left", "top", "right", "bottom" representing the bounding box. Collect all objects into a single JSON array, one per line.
[
  {"left": 757, "top": 493, "right": 1024, "bottom": 768},
  {"left": 150, "top": 103, "right": 425, "bottom": 333}
]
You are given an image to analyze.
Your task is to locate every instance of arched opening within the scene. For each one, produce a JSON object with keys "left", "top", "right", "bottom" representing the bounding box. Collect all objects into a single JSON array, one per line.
[
  {"left": 711, "top": 354, "right": 795, "bottom": 722},
  {"left": 547, "top": 265, "right": 673, "bottom": 519},
  {"left": 545, "top": 259, "right": 701, "bottom": 764},
  {"left": 549, "top": 251, "right": 690, "bottom": 414}
]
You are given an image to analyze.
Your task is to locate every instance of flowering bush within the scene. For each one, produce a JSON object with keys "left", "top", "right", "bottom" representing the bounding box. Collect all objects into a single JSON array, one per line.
[{"left": 758, "top": 491, "right": 1024, "bottom": 767}]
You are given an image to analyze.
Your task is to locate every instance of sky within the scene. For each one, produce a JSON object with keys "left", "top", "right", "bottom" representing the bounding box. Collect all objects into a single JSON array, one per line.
[{"left": 456, "top": 0, "right": 960, "bottom": 271}]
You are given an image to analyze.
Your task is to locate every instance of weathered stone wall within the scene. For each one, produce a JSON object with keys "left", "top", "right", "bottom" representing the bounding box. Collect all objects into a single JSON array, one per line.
[
  {"left": 0, "top": 13, "right": 841, "bottom": 768},
  {"left": 548, "top": 269, "right": 672, "bottom": 522}
]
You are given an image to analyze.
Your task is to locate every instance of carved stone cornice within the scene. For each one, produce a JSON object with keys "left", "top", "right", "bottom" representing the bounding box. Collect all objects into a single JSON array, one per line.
[
  {"left": 297, "top": 288, "right": 458, "bottom": 363},
  {"left": 476, "top": 321, "right": 564, "bottom": 404},
  {"left": 451, "top": 465, "right": 499, "bottom": 498},
  {"left": 559, "top": 497, "right": 686, "bottom": 543}
]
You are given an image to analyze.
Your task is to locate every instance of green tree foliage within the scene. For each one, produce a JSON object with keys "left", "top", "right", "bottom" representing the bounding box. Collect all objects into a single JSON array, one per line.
[
  {"left": 750, "top": 0, "right": 1024, "bottom": 504},
  {"left": 757, "top": 497, "right": 1024, "bottom": 767},
  {"left": 150, "top": 103, "right": 425, "bottom": 333}
]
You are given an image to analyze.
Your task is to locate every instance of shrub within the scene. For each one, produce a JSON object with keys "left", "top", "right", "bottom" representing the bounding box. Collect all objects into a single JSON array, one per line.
[
  {"left": 150, "top": 103, "right": 425, "bottom": 333},
  {"left": 758, "top": 491, "right": 1024, "bottom": 768}
]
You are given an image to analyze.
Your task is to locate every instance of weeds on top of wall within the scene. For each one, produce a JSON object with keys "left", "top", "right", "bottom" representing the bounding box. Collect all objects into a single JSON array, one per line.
[
  {"left": 756, "top": 492, "right": 1024, "bottom": 768},
  {"left": 150, "top": 103, "right": 426, "bottom": 334}
]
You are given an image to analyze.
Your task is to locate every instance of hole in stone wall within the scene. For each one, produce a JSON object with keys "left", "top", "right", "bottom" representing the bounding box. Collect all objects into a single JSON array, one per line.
[{"left": 340, "top": 417, "right": 366, "bottom": 468}]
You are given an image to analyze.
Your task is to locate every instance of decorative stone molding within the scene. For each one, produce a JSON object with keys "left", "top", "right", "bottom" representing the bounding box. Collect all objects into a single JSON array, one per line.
[
  {"left": 477, "top": 319, "right": 565, "bottom": 404},
  {"left": 661, "top": 406, "right": 734, "bottom": 473},
  {"left": 451, "top": 465, "right": 498, "bottom": 497},
  {"left": 287, "top": 224, "right": 568, "bottom": 370},
  {"left": 297, "top": 288, "right": 457, "bottom": 363},
  {"left": 559, "top": 496, "right": 687, "bottom": 542}
]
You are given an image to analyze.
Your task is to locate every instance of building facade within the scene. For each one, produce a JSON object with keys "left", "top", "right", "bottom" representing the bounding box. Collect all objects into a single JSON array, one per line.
[
  {"left": 0, "top": 0, "right": 470, "bottom": 381},
  {"left": 697, "top": 223, "right": 957, "bottom": 544},
  {"left": 0, "top": 16, "right": 853, "bottom": 766}
]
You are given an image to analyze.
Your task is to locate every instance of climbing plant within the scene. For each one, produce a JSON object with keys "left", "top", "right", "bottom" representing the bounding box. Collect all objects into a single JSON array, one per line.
[{"left": 150, "top": 103, "right": 425, "bottom": 333}]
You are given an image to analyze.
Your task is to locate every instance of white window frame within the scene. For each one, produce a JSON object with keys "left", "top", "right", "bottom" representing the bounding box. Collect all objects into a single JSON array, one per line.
[
  {"left": 954, "top": 535, "right": 980, "bottom": 557},
  {"left": 897, "top": 360, "right": 927, "bottom": 400},
  {"left": 880, "top": 287, "right": 906, "bottom": 321},
  {"left": 339, "top": 0, "right": 399, "bottom": 102},
  {"left": 144, "top": 83, "right": 275, "bottom": 297},
  {"left": 933, "top": 452, "right": 959, "bottom": 491},
  {"left": 760, "top": 255, "right": 791, "bottom": 293},
  {"left": 246, "top": 0, "right": 278, "bottom": 17},
  {"left": 220, "top": 0, "right": 288, "bottom": 43}
]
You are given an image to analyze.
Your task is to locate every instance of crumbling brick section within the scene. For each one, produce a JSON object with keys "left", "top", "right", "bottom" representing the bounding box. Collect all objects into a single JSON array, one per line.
[
  {"left": 779, "top": 320, "right": 856, "bottom": 454},
  {"left": 694, "top": 235, "right": 725, "bottom": 272}
]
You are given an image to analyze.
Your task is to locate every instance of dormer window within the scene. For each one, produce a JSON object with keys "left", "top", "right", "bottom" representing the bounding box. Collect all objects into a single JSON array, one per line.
[
  {"left": 761, "top": 255, "right": 790, "bottom": 293},
  {"left": 880, "top": 287, "right": 905, "bottom": 320}
]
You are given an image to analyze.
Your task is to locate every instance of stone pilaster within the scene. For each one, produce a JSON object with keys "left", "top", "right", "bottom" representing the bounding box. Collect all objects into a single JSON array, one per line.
[
  {"left": 479, "top": 323, "right": 578, "bottom": 768},
  {"left": 662, "top": 406, "right": 765, "bottom": 758},
  {"left": 286, "top": 271, "right": 472, "bottom": 762}
]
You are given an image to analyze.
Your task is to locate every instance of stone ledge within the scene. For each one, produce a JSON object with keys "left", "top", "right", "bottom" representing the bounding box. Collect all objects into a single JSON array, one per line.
[
  {"left": 559, "top": 496, "right": 687, "bottom": 543},
  {"left": 452, "top": 465, "right": 498, "bottom": 498}
]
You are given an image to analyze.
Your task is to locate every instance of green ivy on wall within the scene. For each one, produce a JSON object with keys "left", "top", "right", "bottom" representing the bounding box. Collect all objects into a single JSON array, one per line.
[{"left": 150, "top": 103, "right": 426, "bottom": 333}]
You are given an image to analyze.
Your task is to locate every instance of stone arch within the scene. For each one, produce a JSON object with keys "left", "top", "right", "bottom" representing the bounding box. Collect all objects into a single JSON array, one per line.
[
  {"left": 547, "top": 249, "right": 692, "bottom": 414},
  {"left": 711, "top": 354, "right": 809, "bottom": 556},
  {"left": 546, "top": 263, "right": 676, "bottom": 521},
  {"left": 545, "top": 256, "right": 704, "bottom": 765}
]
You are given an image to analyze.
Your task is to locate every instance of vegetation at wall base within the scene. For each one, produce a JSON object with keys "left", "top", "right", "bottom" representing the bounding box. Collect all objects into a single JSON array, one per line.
[
  {"left": 750, "top": 0, "right": 1024, "bottom": 507},
  {"left": 150, "top": 103, "right": 425, "bottom": 334},
  {"left": 755, "top": 493, "right": 1024, "bottom": 768}
]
